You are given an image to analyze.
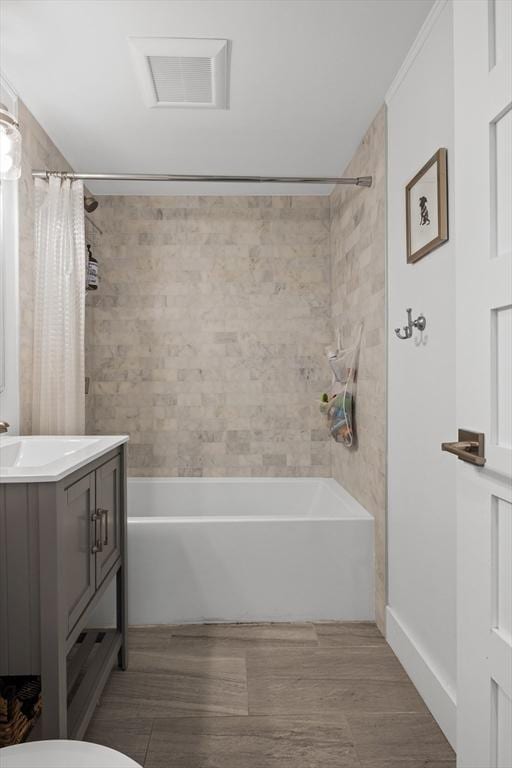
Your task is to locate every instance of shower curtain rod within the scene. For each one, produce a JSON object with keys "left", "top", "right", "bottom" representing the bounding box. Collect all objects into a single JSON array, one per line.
[{"left": 32, "top": 170, "right": 373, "bottom": 187}]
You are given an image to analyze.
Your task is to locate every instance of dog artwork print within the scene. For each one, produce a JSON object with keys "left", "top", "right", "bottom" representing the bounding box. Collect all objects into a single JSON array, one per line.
[
  {"left": 419, "top": 196, "right": 430, "bottom": 226},
  {"left": 406, "top": 149, "right": 448, "bottom": 263}
]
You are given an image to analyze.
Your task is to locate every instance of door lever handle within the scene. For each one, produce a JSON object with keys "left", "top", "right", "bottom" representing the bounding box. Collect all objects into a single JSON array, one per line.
[{"left": 442, "top": 429, "right": 486, "bottom": 466}]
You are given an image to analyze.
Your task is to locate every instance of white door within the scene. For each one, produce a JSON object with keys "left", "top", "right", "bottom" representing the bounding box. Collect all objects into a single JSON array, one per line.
[{"left": 453, "top": 1, "right": 512, "bottom": 766}]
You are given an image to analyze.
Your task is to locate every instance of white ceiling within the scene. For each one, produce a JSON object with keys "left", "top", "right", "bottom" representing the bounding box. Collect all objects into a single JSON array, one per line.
[{"left": 0, "top": 0, "right": 433, "bottom": 195}]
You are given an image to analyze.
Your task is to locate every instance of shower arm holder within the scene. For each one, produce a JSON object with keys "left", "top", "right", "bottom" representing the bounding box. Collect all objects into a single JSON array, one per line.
[{"left": 394, "top": 308, "right": 426, "bottom": 340}]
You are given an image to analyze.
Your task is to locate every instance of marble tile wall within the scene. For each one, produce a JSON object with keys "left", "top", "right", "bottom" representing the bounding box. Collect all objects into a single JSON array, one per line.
[
  {"left": 329, "top": 106, "right": 387, "bottom": 630},
  {"left": 18, "top": 101, "right": 74, "bottom": 434},
  {"left": 85, "top": 196, "right": 332, "bottom": 477}
]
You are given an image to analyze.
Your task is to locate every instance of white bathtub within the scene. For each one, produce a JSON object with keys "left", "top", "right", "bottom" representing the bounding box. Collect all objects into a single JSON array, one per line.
[{"left": 122, "top": 477, "right": 374, "bottom": 625}]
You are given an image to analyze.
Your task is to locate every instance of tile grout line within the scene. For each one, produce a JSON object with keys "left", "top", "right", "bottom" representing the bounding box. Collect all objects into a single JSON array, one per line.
[
  {"left": 143, "top": 718, "right": 155, "bottom": 768},
  {"left": 343, "top": 715, "right": 364, "bottom": 768}
]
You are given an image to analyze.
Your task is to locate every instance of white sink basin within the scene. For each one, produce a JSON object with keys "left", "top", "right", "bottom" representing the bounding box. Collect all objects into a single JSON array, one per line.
[
  {"left": 0, "top": 437, "right": 101, "bottom": 468},
  {"left": 0, "top": 435, "right": 129, "bottom": 482}
]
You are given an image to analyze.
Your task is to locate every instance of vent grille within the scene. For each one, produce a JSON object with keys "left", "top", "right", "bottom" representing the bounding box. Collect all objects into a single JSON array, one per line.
[
  {"left": 129, "top": 37, "right": 228, "bottom": 109},
  {"left": 148, "top": 55, "right": 213, "bottom": 104}
]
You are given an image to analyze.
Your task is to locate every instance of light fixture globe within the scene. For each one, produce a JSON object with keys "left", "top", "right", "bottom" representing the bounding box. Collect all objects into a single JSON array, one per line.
[{"left": 0, "top": 106, "right": 22, "bottom": 181}]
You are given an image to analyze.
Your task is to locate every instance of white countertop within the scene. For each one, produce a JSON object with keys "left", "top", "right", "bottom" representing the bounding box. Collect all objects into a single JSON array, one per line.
[{"left": 0, "top": 435, "right": 129, "bottom": 483}]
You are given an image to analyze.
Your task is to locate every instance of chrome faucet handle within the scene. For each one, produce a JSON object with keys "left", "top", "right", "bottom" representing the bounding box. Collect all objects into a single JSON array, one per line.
[{"left": 0, "top": 421, "right": 10, "bottom": 433}]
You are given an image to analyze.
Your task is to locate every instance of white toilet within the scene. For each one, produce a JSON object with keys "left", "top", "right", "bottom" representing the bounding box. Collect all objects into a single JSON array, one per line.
[{"left": 0, "top": 740, "right": 142, "bottom": 767}]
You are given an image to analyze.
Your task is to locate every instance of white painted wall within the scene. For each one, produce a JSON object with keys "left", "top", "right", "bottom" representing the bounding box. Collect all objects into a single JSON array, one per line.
[{"left": 386, "top": 0, "right": 457, "bottom": 748}]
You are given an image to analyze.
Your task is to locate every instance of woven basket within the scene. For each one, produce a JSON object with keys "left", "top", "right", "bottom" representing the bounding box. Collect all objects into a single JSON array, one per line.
[{"left": 0, "top": 678, "right": 42, "bottom": 747}]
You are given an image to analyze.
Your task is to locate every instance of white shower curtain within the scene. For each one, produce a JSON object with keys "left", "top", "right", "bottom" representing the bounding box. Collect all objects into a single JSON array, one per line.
[{"left": 32, "top": 176, "right": 86, "bottom": 434}]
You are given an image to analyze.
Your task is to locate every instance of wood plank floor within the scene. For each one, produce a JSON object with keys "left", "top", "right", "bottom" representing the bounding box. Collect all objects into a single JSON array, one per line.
[{"left": 85, "top": 623, "right": 455, "bottom": 768}]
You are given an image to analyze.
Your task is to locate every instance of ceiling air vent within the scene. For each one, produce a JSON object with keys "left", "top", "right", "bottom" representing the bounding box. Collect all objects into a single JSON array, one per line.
[{"left": 129, "top": 37, "right": 229, "bottom": 109}]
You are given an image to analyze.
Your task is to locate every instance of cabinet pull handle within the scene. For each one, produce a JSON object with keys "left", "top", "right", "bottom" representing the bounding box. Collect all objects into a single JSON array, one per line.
[
  {"left": 98, "top": 508, "right": 109, "bottom": 545},
  {"left": 91, "top": 511, "right": 103, "bottom": 554}
]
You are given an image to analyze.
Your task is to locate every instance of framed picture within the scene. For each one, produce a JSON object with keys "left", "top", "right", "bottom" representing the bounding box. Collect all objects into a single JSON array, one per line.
[{"left": 406, "top": 148, "right": 448, "bottom": 263}]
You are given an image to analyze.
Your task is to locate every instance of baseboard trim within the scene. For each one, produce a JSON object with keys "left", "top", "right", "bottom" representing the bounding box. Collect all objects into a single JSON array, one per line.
[{"left": 386, "top": 606, "right": 457, "bottom": 750}]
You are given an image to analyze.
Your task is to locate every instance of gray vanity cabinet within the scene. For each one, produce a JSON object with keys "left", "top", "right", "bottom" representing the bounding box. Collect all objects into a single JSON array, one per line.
[
  {"left": 0, "top": 443, "right": 128, "bottom": 742},
  {"left": 64, "top": 472, "right": 97, "bottom": 634}
]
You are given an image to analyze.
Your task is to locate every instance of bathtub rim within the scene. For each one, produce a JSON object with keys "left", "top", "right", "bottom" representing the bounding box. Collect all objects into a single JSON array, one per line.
[{"left": 127, "top": 476, "right": 373, "bottom": 523}]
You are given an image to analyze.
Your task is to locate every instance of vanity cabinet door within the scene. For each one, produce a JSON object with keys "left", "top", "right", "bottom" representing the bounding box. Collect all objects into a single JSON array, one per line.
[
  {"left": 63, "top": 472, "right": 96, "bottom": 634},
  {"left": 95, "top": 456, "right": 122, "bottom": 588}
]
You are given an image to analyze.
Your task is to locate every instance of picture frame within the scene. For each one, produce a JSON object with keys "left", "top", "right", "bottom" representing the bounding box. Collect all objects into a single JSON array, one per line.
[{"left": 406, "top": 148, "right": 448, "bottom": 263}]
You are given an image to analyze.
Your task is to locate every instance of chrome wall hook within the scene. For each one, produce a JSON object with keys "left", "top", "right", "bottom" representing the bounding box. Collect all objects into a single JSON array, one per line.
[{"left": 395, "top": 308, "right": 426, "bottom": 340}]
